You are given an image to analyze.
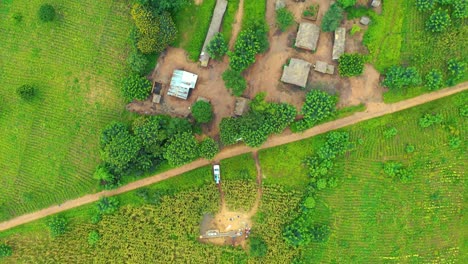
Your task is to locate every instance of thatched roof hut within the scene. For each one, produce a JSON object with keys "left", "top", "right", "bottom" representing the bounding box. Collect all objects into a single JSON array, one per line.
[
  {"left": 314, "top": 61, "right": 335, "bottom": 75},
  {"left": 281, "top": 58, "right": 312, "bottom": 87},
  {"left": 295, "top": 23, "right": 320, "bottom": 51},
  {"left": 332, "top": 27, "right": 346, "bottom": 60}
]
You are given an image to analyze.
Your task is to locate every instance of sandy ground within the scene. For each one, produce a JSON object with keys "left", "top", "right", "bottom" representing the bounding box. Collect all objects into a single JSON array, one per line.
[{"left": 1, "top": 83, "right": 466, "bottom": 232}]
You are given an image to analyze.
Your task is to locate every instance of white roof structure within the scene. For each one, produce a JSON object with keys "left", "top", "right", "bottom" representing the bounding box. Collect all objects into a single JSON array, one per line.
[
  {"left": 281, "top": 58, "right": 312, "bottom": 87},
  {"left": 167, "top": 70, "right": 198, "bottom": 100},
  {"left": 295, "top": 23, "right": 320, "bottom": 51},
  {"left": 332, "top": 27, "right": 346, "bottom": 61}
]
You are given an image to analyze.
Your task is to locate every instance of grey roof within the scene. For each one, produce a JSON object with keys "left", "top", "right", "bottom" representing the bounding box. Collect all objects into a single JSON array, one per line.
[
  {"left": 314, "top": 61, "right": 335, "bottom": 75},
  {"left": 281, "top": 58, "right": 312, "bottom": 87},
  {"left": 167, "top": 70, "right": 198, "bottom": 100},
  {"left": 371, "top": 0, "right": 381, "bottom": 7},
  {"left": 295, "top": 23, "right": 320, "bottom": 51},
  {"left": 360, "top": 16, "right": 370, "bottom": 25},
  {"left": 332, "top": 27, "right": 346, "bottom": 60},
  {"left": 199, "top": 0, "right": 228, "bottom": 67},
  {"left": 234, "top": 97, "right": 250, "bottom": 116}
]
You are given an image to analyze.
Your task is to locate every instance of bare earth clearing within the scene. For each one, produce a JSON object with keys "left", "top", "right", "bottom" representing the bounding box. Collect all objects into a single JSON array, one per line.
[{"left": 0, "top": 82, "right": 466, "bottom": 232}]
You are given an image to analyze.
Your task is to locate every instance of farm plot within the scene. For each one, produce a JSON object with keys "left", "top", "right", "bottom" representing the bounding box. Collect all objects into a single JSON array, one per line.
[
  {"left": 259, "top": 91, "right": 467, "bottom": 262},
  {"left": 0, "top": 0, "right": 132, "bottom": 221}
]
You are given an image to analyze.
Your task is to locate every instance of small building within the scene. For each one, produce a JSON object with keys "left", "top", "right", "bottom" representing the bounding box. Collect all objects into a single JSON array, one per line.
[
  {"left": 167, "top": 70, "right": 198, "bottom": 100},
  {"left": 199, "top": 0, "right": 228, "bottom": 67},
  {"left": 281, "top": 58, "right": 312, "bottom": 87},
  {"left": 314, "top": 61, "right": 335, "bottom": 75},
  {"left": 360, "top": 16, "right": 371, "bottom": 25},
  {"left": 152, "top": 82, "right": 163, "bottom": 104},
  {"left": 332, "top": 27, "right": 346, "bottom": 61},
  {"left": 371, "top": 0, "right": 381, "bottom": 8},
  {"left": 295, "top": 23, "right": 320, "bottom": 51},
  {"left": 234, "top": 97, "right": 250, "bottom": 116}
]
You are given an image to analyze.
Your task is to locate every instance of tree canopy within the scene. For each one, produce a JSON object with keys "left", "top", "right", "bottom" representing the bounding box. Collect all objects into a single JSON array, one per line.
[
  {"left": 338, "top": 53, "right": 365, "bottom": 77},
  {"left": 206, "top": 33, "right": 228, "bottom": 60},
  {"left": 121, "top": 74, "right": 152, "bottom": 102},
  {"left": 321, "top": 3, "right": 344, "bottom": 32},
  {"left": 191, "top": 101, "right": 213, "bottom": 123},
  {"left": 163, "top": 132, "right": 199, "bottom": 166}
]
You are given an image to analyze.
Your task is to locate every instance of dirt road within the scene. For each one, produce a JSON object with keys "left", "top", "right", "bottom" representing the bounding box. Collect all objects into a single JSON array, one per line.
[{"left": 0, "top": 83, "right": 466, "bottom": 232}]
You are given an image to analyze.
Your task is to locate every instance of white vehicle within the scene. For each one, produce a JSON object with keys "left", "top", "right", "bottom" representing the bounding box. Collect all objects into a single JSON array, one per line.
[{"left": 213, "top": 165, "right": 221, "bottom": 184}]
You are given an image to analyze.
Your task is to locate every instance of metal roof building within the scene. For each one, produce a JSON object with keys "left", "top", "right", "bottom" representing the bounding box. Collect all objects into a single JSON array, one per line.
[{"left": 167, "top": 70, "right": 198, "bottom": 100}]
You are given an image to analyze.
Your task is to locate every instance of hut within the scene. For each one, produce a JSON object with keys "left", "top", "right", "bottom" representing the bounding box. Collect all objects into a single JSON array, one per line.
[
  {"left": 234, "top": 97, "right": 250, "bottom": 116},
  {"left": 314, "top": 61, "right": 335, "bottom": 75},
  {"left": 295, "top": 23, "right": 320, "bottom": 51},
  {"left": 332, "top": 27, "right": 346, "bottom": 60},
  {"left": 360, "top": 16, "right": 371, "bottom": 25},
  {"left": 167, "top": 70, "right": 198, "bottom": 100},
  {"left": 371, "top": 0, "right": 381, "bottom": 8},
  {"left": 199, "top": 0, "right": 228, "bottom": 67},
  {"left": 281, "top": 58, "right": 312, "bottom": 87}
]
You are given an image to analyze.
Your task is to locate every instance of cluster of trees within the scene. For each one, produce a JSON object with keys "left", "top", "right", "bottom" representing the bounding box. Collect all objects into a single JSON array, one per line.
[
  {"left": 382, "top": 66, "right": 422, "bottom": 90},
  {"left": 418, "top": 113, "right": 443, "bottom": 128},
  {"left": 206, "top": 33, "right": 228, "bottom": 60},
  {"left": 291, "top": 90, "right": 338, "bottom": 132},
  {"left": 276, "top": 7, "right": 295, "bottom": 32},
  {"left": 338, "top": 53, "right": 365, "bottom": 77},
  {"left": 96, "top": 115, "right": 218, "bottom": 188},
  {"left": 16, "top": 85, "right": 36, "bottom": 101},
  {"left": 383, "top": 162, "right": 413, "bottom": 183},
  {"left": 220, "top": 93, "right": 296, "bottom": 147},
  {"left": 38, "top": 4, "right": 56, "bottom": 22},
  {"left": 321, "top": 3, "right": 344, "bottom": 32},
  {"left": 121, "top": 74, "right": 152, "bottom": 102},
  {"left": 223, "top": 22, "right": 269, "bottom": 96},
  {"left": 416, "top": 0, "right": 467, "bottom": 32},
  {"left": 284, "top": 132, "right": 350, "bottom": 246},
  {"left": 191, "top": 100, "right": 213, "bottom": 123}
]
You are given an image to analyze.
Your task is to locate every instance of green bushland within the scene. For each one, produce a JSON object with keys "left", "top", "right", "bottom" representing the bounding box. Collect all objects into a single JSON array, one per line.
[
  {"left": 276, "top": 8, "right": 295, "bottom": 32},
  {"left": 173, "top": 0, "right": 217, "bottom": 61},
  {"left": 0, "top": 0, "right": 133, "bottom": 222}
]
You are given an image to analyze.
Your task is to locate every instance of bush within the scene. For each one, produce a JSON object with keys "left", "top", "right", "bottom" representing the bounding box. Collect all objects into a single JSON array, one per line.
[
  {"left": 321, "top": 3, "right": 344, "bottom": 32},
  {"left": 163, "top": 132, "right": 199, "bottom": 166},
  {"left": 88, "top": 230, "right": 101, "bottom": 246},
  {"left": 415, "top": 0, "right": 436, "bottom": 12},
  {"left": 383, "top": 127, "right": 398, "bottom": 139},
  {"left": 338, "top": 53, "right": 365, "bottom": 77},
  {"left": 382, "top": 66, "right": 422, "bottom": 90},
  {"left": 405, "top": 144, "right": 415, "bottom": 153},
  {"left": 206, "top": 33, "right": 228, "bottom": 60},
  {"left": 447, "top": 59, "right": 466, "bottom": 82},
  {"left": 303, "top": 5, "right": 319, "bottom": 18},
  {"left": 383, "top": 162, "right": 413, "bottom": 183},
  {"left": 303, "top": 197, "right": 316, "bottom": 209},
  {"left": 121, "top": 74, "right": 152, "bottom": 102},
  {"left": 426, "top": 9, "right": 451, "bottom": 33},
  {"left": 350, "top": 25, "right": 361, "bottom": 36},
  {"left": 448, "top": 136, "right": 461, "bottom": 149},
  {"left": 418, "top": 113, "right": 443, "bottom": 128},
  {"left": 452, "top": 0, "right": 468, "bottom": 19},
  {"left": 249, "top": 237, "right": 268, "bottom": 257},
  {"left": 229, "top": 22, "right": 269, "bottom": 72},
  {"left": 16, "top": 85, "right": 36, "bottom": 100},
  {"left": 97, "top": 197, "right": 120, "bottom": 215},
  {"left": 424, "top": 69, "right": 444, "bottom": 90},
  {"left": 276, "top": 8, "right": 295, "bottom": 32},
  {"left": 47, "top": 216, "right": 68, "bottom": 237},
  {"left": 191, "top": 101, "right": 213, "bottom": 123},
  {"left": 38, "top": 4, "right": 56, "bottom": 22},
  {"left": 337, "top": 0, "right": 357, "bottom": 8},
  {"left": 222, "top": 69, "right": 247, "bottom": 96},
  {"left": 198, "top": 138, "right": 219, "bottom": 160},
  {"left": 127, "top": 49, "right": 149, "bottom": 75},
  {"left": 0, "top": 243, "right": 12, "bottom": 258}
]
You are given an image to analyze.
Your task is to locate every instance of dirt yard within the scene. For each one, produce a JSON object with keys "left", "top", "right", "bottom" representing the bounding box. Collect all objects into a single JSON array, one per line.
[{"left": 127, "top": 0, "right": 384, "bottom": 136}]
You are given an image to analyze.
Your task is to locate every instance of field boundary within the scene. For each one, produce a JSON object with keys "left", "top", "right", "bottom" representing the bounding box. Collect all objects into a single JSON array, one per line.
[{"left": 0, "top": 82, "right": 466, "bottom": 232}]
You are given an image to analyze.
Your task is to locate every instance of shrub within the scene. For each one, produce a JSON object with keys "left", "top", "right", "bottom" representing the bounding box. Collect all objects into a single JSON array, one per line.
[
  {"left": 198, "top": 138, "right": 219, "bottom": 160},
  {"left": 121, "top": 74, "right": 152, "bottom": 102},
  {"left": 0, "top": 243, "right": 12, "bottom": 258},
  {"left": 452, "top": 0, "right": 468, "bottom": 19},
  {"left": 38, "top": 4, "right": 56, "bottom": 22},
  {"left": 303, "top": 197, "right": 316, "bottom": 209},
  {"left": 337, "top": 0, "right": 357, "bottom": 8},
  {"left": 206, "top": 33, "right": 228, "bottom": 60},
  {"left": 191, "top": 101, "right": 213, "bottom": 123},
  {"left": 383, "top": 162, "right": 413, "bottom": 183},
  {"left": 303, "top": 5, "right": 319, "bottom": 18},
  {"left": 127, "top": 49, "right": 149, "bottom": 75},
  {"left": 321, "top": 3, "right": 344, "bottom": 32},
  {"left": 448, "top": 136, "right": 461, "bottom": 149},
  {"left": 415, "top": 0, "right": 436, "bottom": 12},
  {"left": 88, "top": 230, "right": 101, "bottom": 246},
  {"left": 163, "top": 132, "right": 199, "bottom": 166},
  {"left": 276, "top": 8, "right": 295, "bottom": 32},
  {"left": 382, "top": 66, "right": 422, "bottom": 90},
  {"left": 426, "top": 9, "right": 451, "bottom": 33},
  {"left": 447, "top": 59, "right": 466, "bottom": 82},
  {"left": 47, "top": 216, "right": 68, "bottom": 237},
  {"left": 91, "top": 213, "right": 102, "bottom": 224},
  {"left": 97, "top": 197, "right": 120, "bottom": 215},
  {"left": 338, "top": 53, "right": 365, "bottom": 77},
  {"left": 310, "top": 224, "right": 331, "bottom": 242},
  {"left": 222, "top": 69, "right": 247, "bottom": 96},
  {"left": 16, "top": 85, "right": 36, "bottom": 100},
  {"left": 425, "top": 69, "right": 444, "bottom": 90},
  {"left": 350, "top": 25, "right": 361, "bottom": 36},
  {"left": 405, "top": 144, "right": 415, "bottom": 153},
  {"left": 293, "top": 90, "right": 337, "bottom": 132},
  {"left": 460, "top": 105, "right": 468, "bottom": 117},
  {"left": 383, "top": 127, "right": 398, "bottom": 139},
  {"left": 249, "top": 237, "right": 268, "bottom": 257},
  {"left": 418, "top": 113, "right": 443, "bottom": 128}
]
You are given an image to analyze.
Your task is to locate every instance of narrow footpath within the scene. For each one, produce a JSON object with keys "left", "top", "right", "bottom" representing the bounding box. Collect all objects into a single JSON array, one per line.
[{"left": 0, "top": 83, "right": 466, "bottom": 232}]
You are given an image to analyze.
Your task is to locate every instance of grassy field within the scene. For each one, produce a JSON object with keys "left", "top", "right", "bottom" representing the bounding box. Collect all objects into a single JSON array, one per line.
[
  {"left": 220, "top": 0, "right": 241, "bottom": 42},
  {"left": 0, "top": 0, "right": 133, "bottom": 221}
]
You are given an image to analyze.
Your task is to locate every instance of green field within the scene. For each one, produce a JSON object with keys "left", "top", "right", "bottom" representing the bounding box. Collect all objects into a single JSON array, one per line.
[
  {"left": 0, "top": 0, "right": 132, "bottom": 221},
  {"left": 1, "top": 90, "right": 465, "bottom": 262}
]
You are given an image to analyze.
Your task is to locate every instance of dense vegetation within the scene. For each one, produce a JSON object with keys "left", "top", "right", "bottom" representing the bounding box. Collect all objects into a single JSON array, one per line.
[
  {"left": 191, "top": 100, "right": 213, "bottom": 124},
  {"left": 276, "top": 7, "right": 295, "bottom": 32},
  {"left": 206, "top": 33, "right": 228, "bottom": 60},
  {"left": 38, "top": 4, "right": 56, "bottom": 22},
  {"left": 338, "top": 53, "right": 365, "bottom": 77},
  {"left": 321, "top": 3, "right": 344, "bottom": 32},
  {"left": 291, "top": 90, "right": 338, "bottom": 132}
]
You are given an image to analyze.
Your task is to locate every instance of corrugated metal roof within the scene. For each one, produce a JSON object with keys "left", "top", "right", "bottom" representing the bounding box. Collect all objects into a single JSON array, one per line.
[{"left": 167, "top": 70, "right": 198, "bottom": 100}]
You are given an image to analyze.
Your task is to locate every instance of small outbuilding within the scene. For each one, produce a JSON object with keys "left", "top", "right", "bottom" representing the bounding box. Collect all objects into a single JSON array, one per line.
[
  {"left": 234, "top": 97, "right": 250, "bottom": 116},
  {"left": 167, "top": 70, "right": 198, "bottom": 100},
  {"left": 371, "top": 0, "right": 381, "bottom": 8},
  {"left": 281, "top": 58, "right": 312, "bottom": 87},
  {"left": 360, "top": 16, "right": 371, "bottom": 25},
  {"left": 314, "top": 61, "right": 335, "bottom": 75},
  {"left": 295, "top": 23, "right": 320, "bottom": 51},
  {"left": 332, "top": 27, "right": 346, "bottom": 61}
]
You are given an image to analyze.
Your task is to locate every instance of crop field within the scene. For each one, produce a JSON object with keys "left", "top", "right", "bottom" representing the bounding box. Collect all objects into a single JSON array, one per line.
[{"left": 0, "top": 0, "right": 133, "bottom": 221}]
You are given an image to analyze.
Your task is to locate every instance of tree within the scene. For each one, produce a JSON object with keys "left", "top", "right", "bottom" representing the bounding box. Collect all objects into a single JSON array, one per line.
[
  {"left": 426, "top": 9, "right": 451, "bottom": 32},
  {"left": 276, "top": 8, "right": 295, "bottom": 32},
  {"left": 220, "top": 118, "right": 242, "bottom": 145},
  {"left": 97, "top": 197, "right": 120, "bottom": 214},
  {"left": 206, "top": 33, "right": 228, "bottom": 60},
  {"left": 132, "top": 115, "right": 169, "bottom": 159},
  {"left": 192, "top": 101, "right": 213, "bottom": 123},
  {"left": 222, "top": 69, "right": 247, "bottom": 96},
  {"left": 146, "top": 0, "right": 189, "bottom": 14},
  {"left": 47, "top": 216, "right": 68, "bottom": 237},
  {"left": 415, "top": 0, "right": 436, "bottom": 11},
  {"left": 16, "top": 85, "right": 36, "bottom": 100},
  {"left": 163, "top": 132, "right": 199, "bottom": 166},
  {"left": 338, "top": 53, "right": 365, "bottom": 77},
  {"left": 452, "top": 0, "right": 468, "bottom": 19},
  {"left": 303, "top": 197, "right": 316, "bottom": 209},
  {"left": 321, "top": 3, "right": 344, "bottom": 32},
  {"left": 93, "top": 165, "right": 120, "bottom": 188},
  {"left": 127, "top": 49, "right": 149, "bottom": 74},
  {"left": 424, "top": 69, "right": 444, "bottom": 90},
  {"left": 0, "top": 243, "right": 12, "bottom": 258},
  {"left": 88, "top": 230, "right": 100, "bottom": 246},
  {"left": 337, "top": 0, "right": 357, "bottom": 8},
  {"left": 297, "top": 90, "right": 337, "bottom": 131},
  {"left": 382, "top": 66, "right": 422, "bottom": 90},
  {"left": 249, "top": 237, "right": 268, "bottom": 257},
  {"left": 198, "top": 138, "right": 219, "bottom": 160},
  {"left": 447, "top": 59, "right": 466, "bottom": 83},
  {"left": 383, "top": 127, "right": 398, "bottom": 139},
  {"left": 310, "top": 225, "right": 331, "bottom": 242},
  {"left": 121, "top": 74, "right": 152, "bottom": 102},
  {"left": 38, "top": 4, "right": 56, "bottom": 22}
]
